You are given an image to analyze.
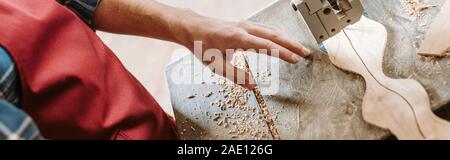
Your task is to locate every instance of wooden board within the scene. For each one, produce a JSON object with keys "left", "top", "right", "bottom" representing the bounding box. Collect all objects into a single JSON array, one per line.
[
  {"left": 166, "top": 0, "right": 450, "bottom": 140},
  {"left": 323, "top": 16, "right": 423, "bottom": 139},
  {"left": 418, "top": 0, "right": 450, "bottom": 56},
  {"left": 324, "top": 16, "right": 450, "bottom": 139}
]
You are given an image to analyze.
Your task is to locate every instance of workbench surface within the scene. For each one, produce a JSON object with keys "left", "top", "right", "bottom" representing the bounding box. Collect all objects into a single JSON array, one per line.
[{"left": 165, "top": 0, "right": 450, "bottom": 140}]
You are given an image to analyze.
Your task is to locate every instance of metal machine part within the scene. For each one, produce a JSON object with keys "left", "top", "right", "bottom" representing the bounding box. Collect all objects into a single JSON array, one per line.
[{"left": 291, "top": 0, "right": 364, "bottom": 43}]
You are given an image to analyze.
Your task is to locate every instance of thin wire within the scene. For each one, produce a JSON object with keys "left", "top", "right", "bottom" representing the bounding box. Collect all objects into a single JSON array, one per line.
[{"left": 342, "top": 30, "right": 426, "bottom": 139}]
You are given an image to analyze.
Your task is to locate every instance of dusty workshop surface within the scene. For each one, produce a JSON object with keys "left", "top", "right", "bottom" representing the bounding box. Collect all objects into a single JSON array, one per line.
[{"left": 166, "top": 0, "right": 450, "bottom": 140}]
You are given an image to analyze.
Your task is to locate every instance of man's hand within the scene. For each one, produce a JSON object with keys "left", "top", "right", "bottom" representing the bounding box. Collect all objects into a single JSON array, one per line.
[
  {"left": 176, "top": 16, "right": 311, "bottom": 63},
  {"left": 171, "top": 15, "right": 311, "bottom": 89},
  {"left": 94, "top": 0, "right": 310, "bottom": 89}
]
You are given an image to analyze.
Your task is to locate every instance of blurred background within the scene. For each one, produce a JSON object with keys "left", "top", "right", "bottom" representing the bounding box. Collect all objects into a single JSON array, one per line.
[{"left": 97, "top": 0, "right": 276, "bottom": 116}]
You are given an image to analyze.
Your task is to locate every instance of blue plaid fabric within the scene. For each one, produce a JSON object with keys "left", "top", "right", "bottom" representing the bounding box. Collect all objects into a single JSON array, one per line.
[
  {"left": 0, "top": 47, "right": 42, "bottom": 140},
  {"left": 0, "top": 0, "right": 101, "bottom": 140},
  {"left": 0, "top": 100, "right": 43, "bottom": 140}
]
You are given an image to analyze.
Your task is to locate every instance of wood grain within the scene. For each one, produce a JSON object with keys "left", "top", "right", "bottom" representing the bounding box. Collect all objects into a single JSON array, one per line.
[
  {"left": 324, "top": 16, "right": 450, "bottom": 139},
  {"left": 323, "top": 17, "right": 421, "bottom": 139},
  {"left": 418, "top": 0, "right": 450, "bottom": 56}
]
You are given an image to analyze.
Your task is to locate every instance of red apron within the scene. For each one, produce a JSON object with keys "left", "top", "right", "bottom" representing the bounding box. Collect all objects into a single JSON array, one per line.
[{"left": 0, "top": 0, "right": 178, "bottom": 139}]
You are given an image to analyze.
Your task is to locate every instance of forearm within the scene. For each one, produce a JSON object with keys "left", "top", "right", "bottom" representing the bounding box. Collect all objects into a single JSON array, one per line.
[
  {"left": 93, "top": 0, "right": 195, "bottom": 45},
  {"left": 92, "top": 0, "right": 310, "bottom": 89}
]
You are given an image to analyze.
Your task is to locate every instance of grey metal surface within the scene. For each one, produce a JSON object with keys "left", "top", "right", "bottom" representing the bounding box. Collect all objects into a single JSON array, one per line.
[{"left": 166, "top": 0, "right": 449, "bottom": 140}]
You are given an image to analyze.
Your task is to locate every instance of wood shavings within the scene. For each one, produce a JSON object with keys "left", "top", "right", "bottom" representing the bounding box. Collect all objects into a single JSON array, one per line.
[
  {"left": 186, "top": 95, "right": 196, "bottom": 99},
  {"left": 204, "top": 91, "right": 213, "bottom": 97},
  {"left": 212, "top": 53, "right": 252, "bottom": 112},
  {"left": 254, "top": 88, "right": 281, "bottom": 140},
  {"left": 402, "top": 0, "right": 436, "bottom": 17},
  {"left": 228, "top": 119, "right": 268, "bottom": 140},
  {"left": 179, "top": 52, "right": 279, "bottom": 140},
  {"left": 238, "top": 52, "right": 280, "bottom": 140},
  {"left": 213, "top": 115, "right": 220, "bottom": 121},
  {"left": 206, "top": 52, "right": 273, "bottom": 140},
  {"left": 217, "top": 117, "right": 229, "bottom": 128},
  {"left": 255, "top": 70, "right": 272, "bottom": 84}
]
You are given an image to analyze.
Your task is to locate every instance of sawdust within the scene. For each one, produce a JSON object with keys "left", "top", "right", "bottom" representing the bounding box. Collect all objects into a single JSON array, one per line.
[
  {"left": 181, "top": 52, "right": 280, "bottom": 140},
  {"left": 204, "top": 91, "right": 213, "bottom": 98},
  {"left": 186, "top": 95, "right": 196, "bottom": 99},
  {"left": 253, "top": 88, "right": 281, "bottom": 140},
  {"left": 208, "top": 52, "right": 280, "bottom": 140},
  {"left": 200, "top": 53, "right": 270, "bottom": 140},
  {"left": 213, "top": 113, "right": 221, "bottom": 121},
  {"left": 255, "top": 70, "right": 272, "bottom": 84},
  {"left": 228, "top": 118, "right": 268, "bottom": 140},
  {"left": 402, "top": 0, "right": 436, "bottom": 17}
]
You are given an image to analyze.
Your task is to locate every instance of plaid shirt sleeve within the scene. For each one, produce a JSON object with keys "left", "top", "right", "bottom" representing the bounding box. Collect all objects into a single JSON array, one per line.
[
  {"left": 0, "top": 100, "right": 43, "bottom": 140},
  {"left": 57, "top": 0, "right": 102, "bottom": 27},
  {"left": 0, "top": 47, "right": 43, "bottom": 140}
]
